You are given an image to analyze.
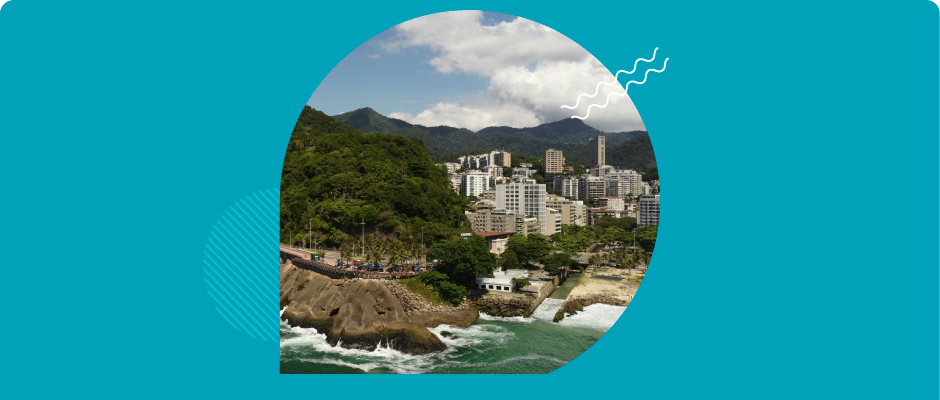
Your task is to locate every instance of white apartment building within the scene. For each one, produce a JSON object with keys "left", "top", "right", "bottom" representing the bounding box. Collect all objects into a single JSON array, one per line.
[
  {"left": 604, "top": 169, "right": 642, "bottom": 199},
  {"left": 496, "top": 179, "right": 548, "bottom": 235},
  {"left": 461, "top": 172, "right": 490, "bottom": 198},
  {"left": 639, "top": 194, "right": 660, "bottom": 227},
  {"left": 513, "top": 167, "right": 537, "bottom": 178},
  {"left": 546, "top": 208, "right": 563, "bottom": 235},
  {"left": 485, "top": 165, "right": 504, "bottom": 178},
  {"left": 553, "top": 176, "right": 580, "bottom": 199},
  {"left": 596, "top": 197, "right": 625, "bottom": 211},
  {"left": 447, "top": 173, "right": 462, "bottom": 192},
  {"left": 590, "top": 165, "right": 616, "bottom": 177}
]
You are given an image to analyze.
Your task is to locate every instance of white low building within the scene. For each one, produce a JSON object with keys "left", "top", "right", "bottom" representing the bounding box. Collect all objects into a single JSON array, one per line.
[{"left": 475, "top": 269, "right": 529, "bottom": 292}]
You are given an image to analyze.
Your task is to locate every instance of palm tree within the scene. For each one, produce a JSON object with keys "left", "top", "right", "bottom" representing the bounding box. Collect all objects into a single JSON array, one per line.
[{"left": 588, "top": 254, "right": 602, "bottom": 273}]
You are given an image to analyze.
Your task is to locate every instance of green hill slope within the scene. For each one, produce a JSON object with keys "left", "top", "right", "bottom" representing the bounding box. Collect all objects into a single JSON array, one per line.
[{"left": 281, "top": 106, "right": 469, "bottom": 248}]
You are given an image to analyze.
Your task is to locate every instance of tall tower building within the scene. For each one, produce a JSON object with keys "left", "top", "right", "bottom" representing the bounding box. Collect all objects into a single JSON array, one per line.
[
  {"left": 589, "top": 135, "right": 606, "bottom": 167},
  {"left": 544, "top": 149, "right": 564, "bottom": 175}
]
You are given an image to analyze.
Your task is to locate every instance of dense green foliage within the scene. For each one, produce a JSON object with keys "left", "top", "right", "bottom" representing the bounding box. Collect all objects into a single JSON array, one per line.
[
  {"left": 635, "top": 226, "right": 658, "bottom": 253},
  {"left": 418, "top": 271, "right": 468, "bottom": 305},
  {"left": 280, "top": 106, "right": 470, "bottom": 248},
  {"left": 600, "top": 227, "right": 627, "bottom": 246},
  {"left": 426, "top": 234, "right": 497, "bottom": 287},
  {"left": 333, "top": 108, "right": 651, "bottom": 168},
  {"left": 594, "top": 216, "right": 637, "bottom": 235},
  {"left": 550, "top": 225, "right": 597, "bottom": 255},
  {"left": 606, "top": 136, "right": 657, "bottom": 171},
  {"left": 542, "top": 253, "right": 574, "bottom": 274},
  {"left": 506, "top": 233, "right": 552, "bottom": 265},
  {"left": 499, "top": 250, "right": 521, "bottom": 270}
]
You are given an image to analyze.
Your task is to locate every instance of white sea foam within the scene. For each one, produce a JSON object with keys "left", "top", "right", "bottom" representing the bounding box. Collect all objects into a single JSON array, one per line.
[
  {"left": 558, "top": 303, "right": 627, "bottom": 332},
  {"left": 530, "top": 298, "right": 566, "bottom": 321}
]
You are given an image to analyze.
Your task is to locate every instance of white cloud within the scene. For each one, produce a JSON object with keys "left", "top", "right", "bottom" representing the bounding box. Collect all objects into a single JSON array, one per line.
[
  {"left": 385, "top": 11, "right": 648, "bottom": 132},
  {"left": 390, "top": 102, "right": 542, "bottom": 132}
]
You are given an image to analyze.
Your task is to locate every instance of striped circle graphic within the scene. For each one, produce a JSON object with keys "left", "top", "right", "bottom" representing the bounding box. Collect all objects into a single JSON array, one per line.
[{"left": 203, "top": 188, "right": 279, "bottom": 341}]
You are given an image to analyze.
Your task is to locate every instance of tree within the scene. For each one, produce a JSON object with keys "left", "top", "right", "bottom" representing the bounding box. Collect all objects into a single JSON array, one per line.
[
  {"left": 499, "top": 250, "right": 521, "bottom": 270},
  {"left": 419, "top": 271, "right": 467, "bottom": 304},
  {"left": 426, "top": 234, "right": 497, "bottom": 287},
  {"left": 543, "top": 252, "right": 573, "bottom": 275},
  {"left": 635, "top": 226, "right": 658, "bottom": 252},
  {"left": 511, "top": 278, "right": 532, "bottom": 291},
  {"left": 506, "top": 234, "right": 530, "bottom": 263},
  {"left": 588, "top": 254, "right": 602, "bottom": 271},
  {"left": 524, "top": 234, "right": 552, "bottom": 263}
]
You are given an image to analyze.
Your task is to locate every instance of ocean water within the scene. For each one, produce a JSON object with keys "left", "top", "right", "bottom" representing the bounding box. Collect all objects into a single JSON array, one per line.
[{"left": 280, "top": 277, "right": 627, "bottom": 374}]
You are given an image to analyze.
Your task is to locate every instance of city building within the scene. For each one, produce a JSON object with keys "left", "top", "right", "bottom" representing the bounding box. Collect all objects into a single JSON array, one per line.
[
  {"left": 496, "top": 179, "right": 548, "bottom": 235},
  {"left": 590, "top": 165, "right": 616, "bottom": 177},
  {"left": 461, "top": 172, "right": 490, "bottom": 198},
  {"left": 474, "top": 231, "right": 514, "bottom": 256},
  {"left": 579, "top": 175, "right": 606, "bottom": 200},
  {"left": 447, "top": 173, "right": 462, "bottom": 192},
  {"left": 438, "top": 162, "right": 461, "bottom": 174},
  {"left": 475, "top": 269, "right": 528, "bottom": 292},
  {"left": 596, "top": 197, "right": 625, "bottom": 211},
  {"left": 546, "top": 195, "right": 586, "bottom": 226},
  {"left": 513, "top": 167, "right": 537, "bottom": 178},
  {"left": 544, "top": 149, "right": 564, "bottom": 175},
  {"left": 589, "top": 135, "right": 606, "bottom": 167},
  {"left": 605, "top": 169, "right": 642, "bottom": 199},
  {"left": 639, "top": 194, "right": 660, "bottom": 227},
  {"left": 491, "top": 151, "right": 511, "bottom": 167},
  {"left": 485, "top": 165, "right": 504, "bottom": 178},
  {"left": 546, "top": 207, "right": 563, "bottom": 235},
  {"left": 553, "top": 176, "right": 580, "bottom": 199},
  {"left": 587, "top": 207, "right": 621, "bottom": 226}
]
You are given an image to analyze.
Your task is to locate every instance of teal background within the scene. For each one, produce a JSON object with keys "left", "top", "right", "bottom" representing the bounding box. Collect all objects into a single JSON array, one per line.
[{"left": 1, "top": 0, "right": 937, "bottom": 397}]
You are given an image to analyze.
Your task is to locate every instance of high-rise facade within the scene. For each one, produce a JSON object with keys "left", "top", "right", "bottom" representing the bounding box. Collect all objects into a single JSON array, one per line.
[
  {"left": 553, "top": 176, "right": 580, "bottom": 199},
  {"left": 491, "top": 151, "right": 511, "bottom": 167},
  {"left": 589, "top": 135, "right": 606, "bottom": 167},
  {"left": 578, "top": 175, "right": 606, "bottom": 200},
  {"left": 638, "top": 194, "right": 660, "bottom": 227},
  {"left": 461, "top": 172, "right": 490, "bottom": 198},
  {"left": 496, "top": 180, "right": 548, "bottom": 235},
  {"left": 544, "top": 149, "right": 564, "bottom": 175}
]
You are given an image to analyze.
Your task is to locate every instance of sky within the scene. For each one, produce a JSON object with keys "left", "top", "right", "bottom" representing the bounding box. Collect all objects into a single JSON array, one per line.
[{"left": 307, "top": 11, "right": 646, "bottom": 133}]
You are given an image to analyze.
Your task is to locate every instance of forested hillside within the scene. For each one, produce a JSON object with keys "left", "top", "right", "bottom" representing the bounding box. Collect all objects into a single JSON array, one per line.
[
  {"left": 333, "top": 107, "right": 651, "bottom": 167},
  {"left": 280, "top": 106, "right": 469, "bottom": 248}
]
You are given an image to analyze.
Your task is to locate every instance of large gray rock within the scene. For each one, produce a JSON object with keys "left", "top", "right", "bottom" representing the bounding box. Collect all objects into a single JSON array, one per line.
[{"left": 280, "top": 261, "right": 474, "bottom": 355}]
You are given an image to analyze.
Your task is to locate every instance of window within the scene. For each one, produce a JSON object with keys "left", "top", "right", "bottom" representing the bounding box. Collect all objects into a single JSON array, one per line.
[
  {"left": 496, "top": 286, "right": 502, "bottom": 290},
  {"left": 489, "top": 285, "right": 494, "bottom": 289}
]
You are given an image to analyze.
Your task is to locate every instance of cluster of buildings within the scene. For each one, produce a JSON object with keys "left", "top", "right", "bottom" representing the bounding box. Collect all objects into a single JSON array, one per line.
[{"left": 437, "top": 136, "right": 660, "bottom": 256}]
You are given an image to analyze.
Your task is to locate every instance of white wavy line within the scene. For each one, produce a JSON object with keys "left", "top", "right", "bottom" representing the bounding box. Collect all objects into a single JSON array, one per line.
[
  {"left": 572, "top": 58, "right": 669, "bottom": 120},
  {"left": 561, "top": 48, "right": 658, "bottom": 110}
]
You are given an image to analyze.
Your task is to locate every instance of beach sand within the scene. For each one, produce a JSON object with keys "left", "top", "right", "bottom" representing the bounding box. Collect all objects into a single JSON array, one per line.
[{"left": 568, "top": 268, "right": 643, "bottom": 303}]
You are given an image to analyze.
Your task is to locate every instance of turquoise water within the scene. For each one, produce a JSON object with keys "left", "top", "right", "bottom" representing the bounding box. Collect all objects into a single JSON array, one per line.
[{"left": 280, "top": 279, "right": 626, "bottom": 374}]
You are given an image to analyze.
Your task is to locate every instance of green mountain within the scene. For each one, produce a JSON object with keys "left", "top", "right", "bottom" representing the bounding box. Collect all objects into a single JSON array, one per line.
[
  {"left": 332, "top": 107, "right": 651, "bottom": 168},
  {"left": 281, "top": 106, "right": 469, "bottom": 248},
  {"left": 606, "top": 135, "right": 658, "bottom": 171}
]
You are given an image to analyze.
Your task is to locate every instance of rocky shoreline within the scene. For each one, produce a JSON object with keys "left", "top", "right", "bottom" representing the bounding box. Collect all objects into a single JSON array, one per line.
[{"left": 280, "top": 260, "right": 477, "bottom": 355}]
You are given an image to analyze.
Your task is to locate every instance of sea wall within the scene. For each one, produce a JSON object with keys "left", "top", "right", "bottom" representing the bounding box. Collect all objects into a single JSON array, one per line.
[{"left": 473, "top": 270, "right": 568, "bottom": 317}]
